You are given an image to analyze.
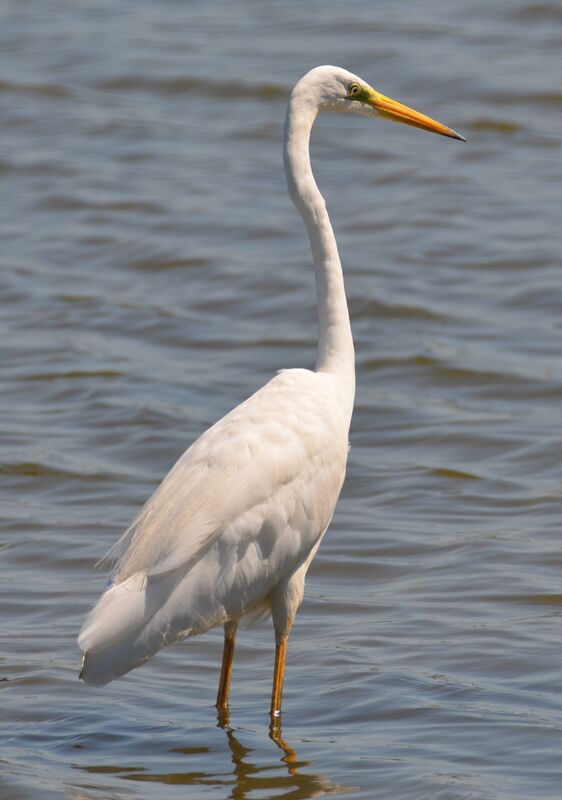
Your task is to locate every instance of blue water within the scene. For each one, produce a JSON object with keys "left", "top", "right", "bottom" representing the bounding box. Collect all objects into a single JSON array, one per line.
[{"left": 2, "top": 1, "right": 562, "bottom": 798}]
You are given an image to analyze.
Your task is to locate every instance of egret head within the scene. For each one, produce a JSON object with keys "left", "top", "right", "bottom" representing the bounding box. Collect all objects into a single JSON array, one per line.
[{"left": 292, "top": 65, "right": 465, "bottom": 141}]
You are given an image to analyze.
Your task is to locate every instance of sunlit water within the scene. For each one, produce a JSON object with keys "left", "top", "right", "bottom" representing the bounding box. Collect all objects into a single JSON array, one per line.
[{"left": 2, "top": 1, "right": 562, "bottom": 798}]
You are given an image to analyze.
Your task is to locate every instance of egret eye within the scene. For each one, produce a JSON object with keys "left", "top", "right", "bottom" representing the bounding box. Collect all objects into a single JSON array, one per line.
[{"left": 348, "top": 83, "right": 361, "bottom": 98}]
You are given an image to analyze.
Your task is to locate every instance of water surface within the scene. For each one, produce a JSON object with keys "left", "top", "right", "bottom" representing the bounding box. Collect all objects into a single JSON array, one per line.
[{"left": 2, "top": 1, "right": 562, "bottom": 798}]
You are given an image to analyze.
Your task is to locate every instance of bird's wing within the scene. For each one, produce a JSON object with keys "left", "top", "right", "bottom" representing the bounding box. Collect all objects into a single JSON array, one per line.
[{"left": 105, "top": 368, "right": 349, "bottom": 583}]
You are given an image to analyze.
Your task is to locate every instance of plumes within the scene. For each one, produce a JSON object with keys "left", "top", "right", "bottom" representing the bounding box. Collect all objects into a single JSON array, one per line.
[{"left": 79, "top": 369, "right": 349, "bottom": 685}]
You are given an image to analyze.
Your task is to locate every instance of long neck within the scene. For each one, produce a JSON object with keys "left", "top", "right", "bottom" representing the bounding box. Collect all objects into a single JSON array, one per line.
[{"left": 284, "top": 99, "right": 355, "bottom": 396}]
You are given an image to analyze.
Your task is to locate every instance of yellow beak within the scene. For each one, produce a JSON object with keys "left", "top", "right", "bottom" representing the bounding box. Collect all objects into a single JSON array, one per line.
[{"left": 367, "top": 89, "right": 465, "bottom": 141}]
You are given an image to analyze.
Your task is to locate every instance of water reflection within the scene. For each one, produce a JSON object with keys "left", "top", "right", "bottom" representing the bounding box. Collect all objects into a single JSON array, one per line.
[
  {"left": 220, "top": 722, "right": 344, "bottom": 800},
  {"left": 74, "top": 719, "right": 350, "bottom": 799}
]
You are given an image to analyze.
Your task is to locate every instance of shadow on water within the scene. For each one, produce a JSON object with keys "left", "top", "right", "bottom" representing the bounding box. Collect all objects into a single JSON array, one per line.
[{"left": 72, "top": 716, "right": 353, "bottom": 799}]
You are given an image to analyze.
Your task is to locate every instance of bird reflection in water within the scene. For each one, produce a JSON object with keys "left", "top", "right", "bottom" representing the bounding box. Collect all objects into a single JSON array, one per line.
[
  {"left": 74, "top": 714, "right": 349, "bottom": 799},
  {"left": 215, "top": 709, "right": 347, "bottom": 800}
]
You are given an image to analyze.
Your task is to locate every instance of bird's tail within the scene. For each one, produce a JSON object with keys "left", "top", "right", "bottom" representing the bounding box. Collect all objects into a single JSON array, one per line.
[{"left": 78, "top": 570, "right": 191, "bottom": 686}]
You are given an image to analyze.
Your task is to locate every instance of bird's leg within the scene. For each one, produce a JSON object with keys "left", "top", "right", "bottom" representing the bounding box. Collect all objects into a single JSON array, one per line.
[
  {"left": 216, "top": 619, "right": 238, "bottom": 714},
  {"left": 270, "top": 636, "right": 288, "bottom": 724},
  {"left": 269, "top": 567, "right": 306, "bottom": 726}
]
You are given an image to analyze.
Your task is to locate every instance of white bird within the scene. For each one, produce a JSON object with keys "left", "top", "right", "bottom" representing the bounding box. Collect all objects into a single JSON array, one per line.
[{"left": 78, "top": 65, "right": 463, "bottom": 720}]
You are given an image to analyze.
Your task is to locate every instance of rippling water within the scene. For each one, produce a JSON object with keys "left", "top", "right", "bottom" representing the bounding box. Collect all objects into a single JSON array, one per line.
[{"left": 2, "top": 1, "right": 562, "bottom": 798}]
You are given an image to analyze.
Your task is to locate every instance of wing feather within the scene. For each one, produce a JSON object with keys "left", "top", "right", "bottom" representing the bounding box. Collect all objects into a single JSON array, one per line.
[{"left": 105, "top": 369, "right": 349, "bottom": 584}]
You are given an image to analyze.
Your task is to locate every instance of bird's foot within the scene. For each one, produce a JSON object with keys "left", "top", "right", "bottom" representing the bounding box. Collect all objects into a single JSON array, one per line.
[
  {"left": 269, "top": 708, "right": 283, "bottom": 738},
  {"left": 216, "top": 703, "right": 231, "bottom": 729}
]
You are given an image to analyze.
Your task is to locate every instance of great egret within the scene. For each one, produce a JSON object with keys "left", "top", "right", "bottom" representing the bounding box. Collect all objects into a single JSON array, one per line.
[{"left": 78, "top": 65, "right": 463, "bottom": 720}]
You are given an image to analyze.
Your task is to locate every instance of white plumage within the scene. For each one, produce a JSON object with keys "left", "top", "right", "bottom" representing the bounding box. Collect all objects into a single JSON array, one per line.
[
  {"left": 79, "top": 66, "right": 463, "bottom": 717},
  {"left": 79, "top": 369, "right": 349, "bottom": 685}
]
